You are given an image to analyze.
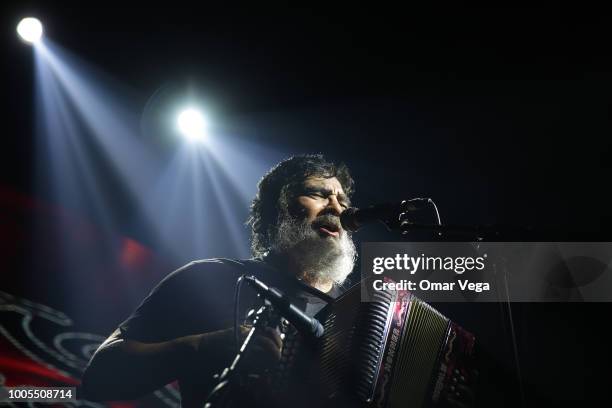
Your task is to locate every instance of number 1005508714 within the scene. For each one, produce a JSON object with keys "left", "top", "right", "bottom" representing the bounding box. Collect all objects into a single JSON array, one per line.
[{"left": 1, "top": 386, "right": 77, "bottom": 402}]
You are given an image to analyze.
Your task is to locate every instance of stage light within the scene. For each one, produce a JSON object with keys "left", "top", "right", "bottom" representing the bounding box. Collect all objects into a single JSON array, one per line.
[
  {"left": 177, "top": 108, "right": 208, "bottom": 142},
  {"left": 17, "top": 17, "right": 43, "bottom": 44}
]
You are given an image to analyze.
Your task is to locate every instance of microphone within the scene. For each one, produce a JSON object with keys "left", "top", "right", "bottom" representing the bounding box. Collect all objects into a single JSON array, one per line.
[
  {"left": 340, "top": 198, "right": 432, "bottom": 232},
  {"left": 242, "top": 275, "right": 325, "bottom": 338}
]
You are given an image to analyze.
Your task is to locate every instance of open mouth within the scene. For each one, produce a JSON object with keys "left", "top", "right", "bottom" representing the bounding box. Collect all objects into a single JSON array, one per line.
[{"left": 315, "top": 221, "right": 340, "bottom": 238}]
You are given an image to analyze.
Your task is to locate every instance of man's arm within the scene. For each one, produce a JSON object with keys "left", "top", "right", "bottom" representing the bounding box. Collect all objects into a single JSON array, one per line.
[
  {"left": 81, "top": 326, "right": 281, "bottom": 402},
  {"left": 81, "top": 328, "right": 217, "bottom": 401}
]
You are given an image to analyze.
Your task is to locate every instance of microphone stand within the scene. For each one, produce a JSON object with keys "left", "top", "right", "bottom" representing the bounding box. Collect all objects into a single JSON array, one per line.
[
  {"left": 397, "top": 223, "right": 538, "bottom": 241},
  {"left": 203, "top": 304, "right": 278, "bottom": 408}
]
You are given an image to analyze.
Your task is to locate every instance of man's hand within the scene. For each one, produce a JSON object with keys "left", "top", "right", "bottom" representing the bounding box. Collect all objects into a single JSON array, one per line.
[
  {"left": 184, "top": 325, "right": 283, "bottom": 378},
  {"left": 177, "top": 325, "right": 283, "bottom": 406}
]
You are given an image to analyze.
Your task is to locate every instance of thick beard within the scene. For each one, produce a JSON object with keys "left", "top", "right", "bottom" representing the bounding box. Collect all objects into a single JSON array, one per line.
[{"left": 270, "top": 212, "right": 357, "bottom": 287}]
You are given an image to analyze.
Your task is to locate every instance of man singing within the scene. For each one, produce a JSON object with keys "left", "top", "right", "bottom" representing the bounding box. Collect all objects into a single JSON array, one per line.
[{"left": 81, "top": 154, "right": 357, "bottom": 407}]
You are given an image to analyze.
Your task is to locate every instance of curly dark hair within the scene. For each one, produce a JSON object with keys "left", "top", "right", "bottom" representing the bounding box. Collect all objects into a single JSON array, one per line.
[{"left": 247, "top": 154, "right": 355, "bottom": 257}]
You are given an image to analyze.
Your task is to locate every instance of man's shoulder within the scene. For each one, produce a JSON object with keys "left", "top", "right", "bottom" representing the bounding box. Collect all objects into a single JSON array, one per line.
[
  {"left": 179, "top": 257, "right": 273, "bottom": 273},
  {"left": 159, "top": 258, "right": 268, "bottom": 287},
  {"left": 164, "top": 258, "right": 248, "bottom": 280},
  {"left": 179, "top": 258, "right": 248, "bottom": 271},
  {"left": 118, "top": 258, "right": 259, "bottom": 341}
]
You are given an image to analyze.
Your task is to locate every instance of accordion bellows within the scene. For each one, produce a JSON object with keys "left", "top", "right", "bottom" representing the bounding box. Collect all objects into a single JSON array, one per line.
[{"left": 273, "top": 278, "right": 477, "bottom": 408}]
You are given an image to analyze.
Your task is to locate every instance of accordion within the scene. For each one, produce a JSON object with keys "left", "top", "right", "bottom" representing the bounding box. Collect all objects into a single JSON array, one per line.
[{"left": 273, "top": 278, "right": 477, "bottom": 408}]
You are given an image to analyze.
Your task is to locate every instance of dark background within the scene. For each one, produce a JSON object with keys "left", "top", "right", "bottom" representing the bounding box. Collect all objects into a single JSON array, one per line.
[{"left": 1, "top": 3, "right": 611, "bottom": 407}]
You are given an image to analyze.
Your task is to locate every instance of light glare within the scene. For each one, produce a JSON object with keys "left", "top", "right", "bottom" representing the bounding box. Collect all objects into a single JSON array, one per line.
[
  {"left": 177, "top": 108, "right": 207, "bottom": 142},
  {"left": 17, "top": 17, "right": 43, "bottom": 44}
]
